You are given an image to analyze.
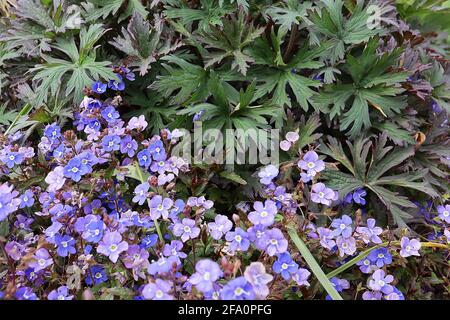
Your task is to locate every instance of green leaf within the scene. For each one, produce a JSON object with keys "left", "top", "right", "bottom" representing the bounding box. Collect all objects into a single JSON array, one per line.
[
  {"left": 31, "top": 24, "right": 115, "bottom": 105},
  {"left": 219, "top": 171, "right": 247, "bottom": 185},
  {"left": 265, "top": 1, "right": 313, "bottom": 31},
  {"left": 152, "top": 55, "right": 210, "bottom": 105}
]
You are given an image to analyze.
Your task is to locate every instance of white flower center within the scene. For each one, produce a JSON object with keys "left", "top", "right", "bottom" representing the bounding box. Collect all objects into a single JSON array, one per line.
[
  {"left": 260, "top": 211, "right": 268, "bottom": 217},
  {"left": 234, "top": 287, "right": 243, "bottom": 296},
  {"left": 110, "top": 244, "right": 118, "bottom": 252},
  {"left": 307, "top": 162, "right": 315, "bottom": 168}
]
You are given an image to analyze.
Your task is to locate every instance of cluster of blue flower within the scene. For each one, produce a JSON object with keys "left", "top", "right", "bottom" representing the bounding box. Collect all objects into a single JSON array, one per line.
[{"left": 0, "top": 75, "right": 449, "bottom": 300}]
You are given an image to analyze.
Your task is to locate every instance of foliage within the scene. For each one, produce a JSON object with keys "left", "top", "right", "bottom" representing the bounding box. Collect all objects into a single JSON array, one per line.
[{"left": 0, "top": 0, "right": 449, "bottom": 301}]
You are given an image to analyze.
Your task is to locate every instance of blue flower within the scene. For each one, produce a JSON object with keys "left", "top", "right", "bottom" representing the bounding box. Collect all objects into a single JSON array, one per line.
[
  {"left": 102, "top": 134, "right": 121, "bottom": 152},
  {"left": 137, "top": 149, "right": 152, "bottom": 167},
  {"left": 140, "top": 234, "right": 158, "bottom": 249},
  {"left": 92, "top": 81, "right": 107, "bottom": 94},
  {"left": 15, "top": 287, "right": 38, "bottom": 300},
  {"left": 1, "top": 151, "right": 24, "bottom": 168},
  {"left": 19, "top": 190, "right": 35, "bottom": 208},
  {"left": 148, "top": 140, "right": 166, "bottom": 161},
  {"left": 108, "top": 74, "right": 125, "bottom": 91},
  {"left": 272, "top": 252, "right": 298, "bottom": 280},
  {"left": 78, "top": 151, "right": 97, "bottom": 174},
  {"left": 225, "top": 228, "right": 250, "bottom": 252},
  {"left": 63, "top": 157, "right": 83, "bottom": 182},
  {"left": 87, "top": 119, "right": 102, "bottom": 132},
  {"left": 132, "top": 182, "right": 149, "bottom": 205},
  {"left": 326, "top": 277, "right": 350, "bottom": 300},
  {"left": 353, "top": 188, "right": 367, "bottom": 205},
  {"left": 221, "top": 277, "right": 255, "bottom": 300},
  {"left": 331, "top": 215, "right": 353, "bottom": 238},
  {"left": 120, "top": 135, "right": 138, "bottom": 157},
  {"left": 85, "top": 265, "right": 108, "bottom": 286},
  {"left": 47, "top": 286, "right": 74, "bottom": 300},
  {"left": 52, "top": 144, "right": 66, "bottom": 159},
  {"left": 101, "top": 106, "right": 120, "bottom": 123},
  {"left": 87, "top": 99, "right": 102, "bottom": 109},
  {"left": 44, "top": 123, "right": 61, "bottom": 142},
  {"left": 368, "top": 248, "right": 392, "bottom": 268},
  {"left": 54, "top": 234, "right": 76, "bottom": 257}
]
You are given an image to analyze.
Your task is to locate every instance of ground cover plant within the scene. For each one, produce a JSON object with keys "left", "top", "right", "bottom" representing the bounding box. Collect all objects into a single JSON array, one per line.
[{"left": 0, "top": 0, "right": 449, "bottom": 300}]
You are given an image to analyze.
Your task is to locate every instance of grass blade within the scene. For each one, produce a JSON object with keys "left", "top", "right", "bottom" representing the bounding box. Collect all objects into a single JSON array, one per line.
[{"left": 287, "top": 226, "right": 343, "bottom": 300}]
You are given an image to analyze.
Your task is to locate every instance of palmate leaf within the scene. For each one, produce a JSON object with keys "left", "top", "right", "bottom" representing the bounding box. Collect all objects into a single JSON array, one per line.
[
  {"left": 308, "top": 0, "right": 382, "bottom": 62},
  {"left": 423, "top": 61, "right": 450, "bottom": 114},
  {"left": 250, "top": 33, "right": 332, "bottom": 110},
  {"left": 409, "top": 112, "right": 450, "bottom": 192},
  {"left": 110, "top": 12, "right": 180, "bottom": 76},
  {"left": 296, "top": 113, "right": 323, "bottom": 150},
  {"left": 265, "top": 0, "right": 313, "bottom": 32},
  {"left": 83, "top": 0, "right": 148, "bottom": 23},
  {"left": 320, "top": 133, "right": 439, "bottom": 227},
  {"left": 195, "top": 12, "right": 264, "bottom": 75},
  {"left": 164, "top": 0, "right": 234, "bottom": 32},
  {"left": 31, "top": 24, "right": 115, "bottom": 106},
  {"left": 315, "top": 38, "right": 409, "bottom": 138},
  {"left": 152, "top": 55, "right": 210, "bottom": 105},
  {"left": 178, "top": 74, "right": 282, "bottom": 132},
  {"left": 1, "top": 1, "right": 90, "bottom": 56}
]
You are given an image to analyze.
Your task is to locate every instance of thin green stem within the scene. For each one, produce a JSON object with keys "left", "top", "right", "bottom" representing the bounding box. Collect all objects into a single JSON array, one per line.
[{"left": 135, "top": 161, "right": 164, "bottom": 244}]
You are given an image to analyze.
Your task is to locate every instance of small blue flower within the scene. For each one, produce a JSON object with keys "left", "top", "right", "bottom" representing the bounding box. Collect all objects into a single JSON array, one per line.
[
  {"left": 149, "top": 140, "right": 166, "bottom": 161},
  {"left": 368, "top": 248, "right": 392, "bottom": 268},
  {"left": 102, "top": 135, "right": 121, "bottom": 152},
  {"left": 353, "top": 188, "right": 367, "bottom": 205},
  {"left": 1, "top": 151, "right": 24, "bottom": 168},
  {"left": 87, "top": 119, "right": 102, "bottom": 132},
  {"left": 19, "top": 190, "right": 34, "bottom": 208},
  {"left": 85, "top": 265, "right": 108, "bottom": 286},
  {"left": 108, "top": 74, "right": 125, "bottom": 91},
  {"left": 272, "top": 252, "right": 298, "bottom": 280},
  {"left": 137, "top": 149, "right": 152, "bottom": 167},
  {"left": 120, "top": 135, "right": 138, "bottom": 157},
  {"left": 44, "top": 123, "right": 61, "bottom": 142},
  {"left": 140, "top": 234, "right": 158, "bottom": 249},
  {"left": 92, "top": 81, "right": 107, "bottom": 94},
  {"left": 101, "top": 106, "right": 120, "bottom": 123},
  {"left": 63, "top": 157, "right": 83, "bottom": 182},
  {"left": 132, "top": 182, "right": 149, "bottom": 205},
  {"left": 54, "top": 234, "right": 76, "bottom": 257}
]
